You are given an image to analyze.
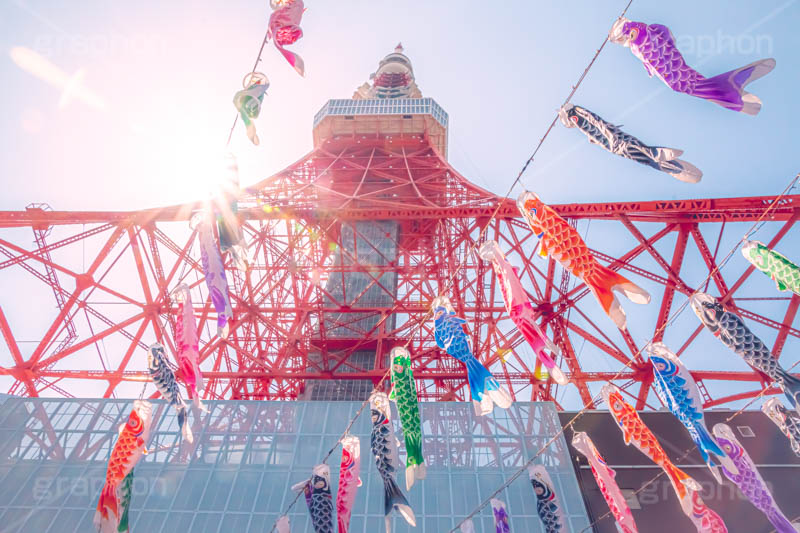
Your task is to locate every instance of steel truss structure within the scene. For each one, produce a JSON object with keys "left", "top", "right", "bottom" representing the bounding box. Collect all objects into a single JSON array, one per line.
[{"left": 1, "top": 132, "right": 798, "bottom": 409}]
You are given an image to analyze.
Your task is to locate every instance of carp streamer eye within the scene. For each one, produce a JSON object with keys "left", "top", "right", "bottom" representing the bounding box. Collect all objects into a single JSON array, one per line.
[
  {"left": 629, "top": 28, "right": 638, "bottom": 41},
  {"left": 571, "top": 115, "right": 579, "bottom": 123},
  {"left": 722, "top": 442, "right": 733, "bottom": 453}
]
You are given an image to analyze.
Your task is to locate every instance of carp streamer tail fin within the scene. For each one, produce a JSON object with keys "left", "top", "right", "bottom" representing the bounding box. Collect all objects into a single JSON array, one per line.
[
  {"left": 405, "top": 462, "right": 427, "bottom": 492},
  {"left": 465, "top": 357, "right": 512, "bottom": 415},
  {"left": 664, "top": 158, "right": 703, "bottom": 183},
  {"left": 178, "top": 406, "right": 193, "bottom": 443},
  {"left": 93, "top": 483, "right": 119, "bottom": 533},
  {"left": 694, "top": 58, "right": 776, "bottom": 115},
  {"left": 383, "top": 477, "right": 416, "bottom": 528},
  {"left": 777, "top": 368, "right": 800, "bottom": 415},
  {"left": 586, "top": 264, "right": 651, "bottom": 329},
  {"left": 695, "top": 422, "right": 738, "bottom": 478}
]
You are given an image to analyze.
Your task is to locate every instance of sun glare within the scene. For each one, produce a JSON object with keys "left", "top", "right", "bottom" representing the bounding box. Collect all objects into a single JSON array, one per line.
[
  {"left": 9, "top": 46, "right": 106, "bottom": 110},
  {"left": 146, "top": 124, "right": 234, "bottom": 204}
]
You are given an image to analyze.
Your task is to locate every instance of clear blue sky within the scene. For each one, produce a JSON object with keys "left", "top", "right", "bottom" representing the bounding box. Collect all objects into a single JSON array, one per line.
[{"left": 1, "top": 0, "right": 798, "bottom": 407}]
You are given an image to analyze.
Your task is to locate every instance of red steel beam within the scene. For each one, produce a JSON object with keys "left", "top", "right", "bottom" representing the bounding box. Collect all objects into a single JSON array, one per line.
[
  {"left": 652, "top": 225, "right": 690, "bottom": 342},
  {"left": 0, "top": 306, "right": 37, "bottom": 396},
  {"left": 2, "top": 132, "right": 797, "bottom": 409},
  {"left": 1, "top": 194, "right": 798, "bottom": 227}
]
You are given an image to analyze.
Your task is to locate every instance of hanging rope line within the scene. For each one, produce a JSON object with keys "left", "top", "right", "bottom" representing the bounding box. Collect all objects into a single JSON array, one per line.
[
  {"left": 450, "top": 171, "right": 800, "bottom": 532},
  {"left": 512, "top": 0, "right": 634, "bottom": 190},
  {"left": 267, "top": 1, "right": 638, "bottom": 529}
]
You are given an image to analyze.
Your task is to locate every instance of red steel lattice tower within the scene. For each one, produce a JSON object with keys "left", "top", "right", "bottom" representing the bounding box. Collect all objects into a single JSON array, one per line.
[{"left": 1, "top": 45, "right": 798, "bottom": 409}]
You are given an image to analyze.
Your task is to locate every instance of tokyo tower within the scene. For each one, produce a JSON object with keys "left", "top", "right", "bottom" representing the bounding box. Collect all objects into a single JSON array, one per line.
[{"left": 1, "top": 44, "right": 798, "bottom": 411}]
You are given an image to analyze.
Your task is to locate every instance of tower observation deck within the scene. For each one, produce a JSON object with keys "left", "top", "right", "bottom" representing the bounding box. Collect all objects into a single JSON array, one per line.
[{"left": 312, "top": 44, "right": 448, "bottom": 157}]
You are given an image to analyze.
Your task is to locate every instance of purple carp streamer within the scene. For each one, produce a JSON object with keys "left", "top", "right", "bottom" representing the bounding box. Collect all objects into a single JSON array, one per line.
[
  {"left": 191, "top": 212, "right": 234, "bottom": 338},
  {"left": 713, "top": 424, "right": 795, "bottom": 533},
  {"left": 291, "top": 476, "right": 314, "bottom": 523},
  {"left": 491, "top": 498, "right": 510, "bottom": 533},
  {"left": 610, "top": 19, "right": 775, "bottom": 115}
]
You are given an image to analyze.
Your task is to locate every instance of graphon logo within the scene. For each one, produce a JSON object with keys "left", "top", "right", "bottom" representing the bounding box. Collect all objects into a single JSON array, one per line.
[
  {"left": 32, "top": 475, "right": 168, "bottom": 501},
  {"left": 32, "top": 33, "right": 166, "bottom": 58},
  {"left": 674, "top": 31, "right": 773, "bottom": 58},
  {"left": 637, "top": 478, "right": 775, "bottom": 505}
]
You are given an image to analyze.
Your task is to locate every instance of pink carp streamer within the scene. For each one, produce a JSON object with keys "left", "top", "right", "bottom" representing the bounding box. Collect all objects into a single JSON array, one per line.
[
  {"left": 173, "top": 284, "right": 206, "bottom": 410},
  {"left": 572, "top": 431, "right": 639, "bottom": 533},
  {"left": 479, "top": 240, "right": 568, "bottom": 385},
  {"left": 269, "top": 0, "right": 305, "bottom": 76},
  {"left": 336, "top": 435, "right": 362, "bottom": 533}
]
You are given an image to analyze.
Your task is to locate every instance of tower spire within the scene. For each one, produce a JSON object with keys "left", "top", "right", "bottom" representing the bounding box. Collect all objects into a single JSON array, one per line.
[{"left": 354, "top": 44, "right": 421, "bottom": 99}]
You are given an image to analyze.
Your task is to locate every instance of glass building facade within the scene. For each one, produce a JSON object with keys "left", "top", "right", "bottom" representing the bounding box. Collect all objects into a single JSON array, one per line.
[{"left": 0, "top": 395, "right": 590, "bottom": 532}]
